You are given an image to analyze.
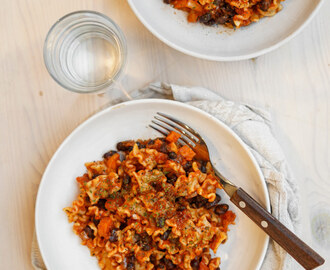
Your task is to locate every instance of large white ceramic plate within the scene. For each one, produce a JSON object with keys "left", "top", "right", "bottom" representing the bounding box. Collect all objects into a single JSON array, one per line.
[
  {"left": 127, "top": 0, "right": 323, "bottom": 61},
  {"left": 36, "top": 99, "right": 270, "bottom": 270}
]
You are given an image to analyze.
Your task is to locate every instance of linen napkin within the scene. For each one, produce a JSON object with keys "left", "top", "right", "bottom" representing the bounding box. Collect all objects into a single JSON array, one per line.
[{"left": 32, "top": 82, "right": 300, "bottom": 270}]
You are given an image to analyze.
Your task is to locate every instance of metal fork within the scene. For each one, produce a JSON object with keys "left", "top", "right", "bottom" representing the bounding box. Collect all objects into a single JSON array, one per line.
[{"left": 150, "top": 112, "right": 324, "bottom": 270}]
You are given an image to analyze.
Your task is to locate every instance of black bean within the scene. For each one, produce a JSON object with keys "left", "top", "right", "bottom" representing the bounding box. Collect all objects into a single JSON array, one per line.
[
  {"left": 177, "top": 205, "right": 186, "bottom": 212},
  {"left": 190, "top": 195, "right": 208, "bottom": 208},
  {"left": 85, "top": 195, "right": 90, "bottom": 203},
  {"left": 96, "top": 199, "right": 107, "bottom": 209},
  {"left": 93, "top": 218, "right": 100, "bottom": 226},
  {"left": 223, "top": 4, "right": 236, "bottom": 16},
  {"left": 196, "top": 195, "right": 207, "bottom": 202},
  {"left": 147, "top": 139, "right": 155, "bottom": 145},
  {"left": 157, "top": 217, "right": 166, "bottom": 228},
  {"left": 119, "top": 222, "right": 127, "bottom": 230},
  {"left": 200, "top": 161, "right": 207, "bottom": 173},
  {"left": 116, "top": 142, "right": 127, "bottom": 151},
  {"left": 109, "top": 229, "right": 119, "bottom": 242},
  {"left": 214, "top": 204, "right": 229, "bottom": 215},
  {"left": 213, "top": 0, "right": 224, "bottom": 6},
  {"left": 260, "top": 0, "right": 271, "bottom": 11},
  {"left": 142, "top": 244, "right": 151, "bottom": 251},
  {"left": 188, "top": 197, "right": 198, "bottom": 208},
  {"left": 216, "top": 14, "right": 229, "bottom": 25},
  {"left": 123, "top": 175, "right": 131, "bottom": 188},
  {"left": 150, "top": 254, "right": 157, "bottom": 265},
  {"left": 116, "top": 141, "right": 134, "bottom": 152},
  {"left": 127, "top": 254, "right": 136, "bottom": 270},
  {"left": 196, "top": 200, "right": 207, "bottom": 208},
  {"left": 139, "top": 232, "right": 152, "bottom": 250},
  {"left": 199, "top": 13, "right": 212, "bottom": 23},
  {"left": 203, "top": 18, "right": 216, "bottom": 26},
  {"left": 163, "top": 0, "right": 171, "bottom": 4},
  {"left": 160, "top": 142, "right": 168, "bottom": 153},
  {"left": 196, "top": 201, "right": 204, "bottom": 208},
  {"left": 160, "top": 228, "right": 171, "bottom": 240},
  {"left": 128, "top": 254, "right": 136, "bottom": 262},
  {"left": 103, "top": 150, "right": 117, "bottom": 159},
  {"left": 84, "top": 226, "right": 94, "bottom": 239},
  {"left": 167, "top": 175, "right": 177, "bottom": 185},
  {"left": 164, "top": 258, "right": 176, "bottom": 269},
  {"left": 127, "top": 261, "right": 134, "bottom": 269},
  {"left": 175, "top": 197, "right": 184, "bottom": 203},
  {"left": 151, "top": 181, "right": 163, "bottom": 192},
  {"left": 189, "top": 196, "right": 197, "bottom": 203},
  {"left": 183, "top": 161, "right": 192, "bottom": 170},
  {"left": 183, "top": 161, "right": 192, "bottom": 175},
  {"left": 127, "top": 263, "right": 135, "bottom": 270},
  {"left": 191, "top": 257, "right": 200, "bottom": 270},
  {"left": 205, "top": 194, "right": 221, "bottom": 209},
  {"left": 157, "top": 263, "right": 166, "bottom": 270},
  {"left": 134, "top": 234, "right": 141, "bottom": 243},
  {"left": 142, "top": 233, "right": 152, "bottom": 242},
  {"left": 136, "top": 141, "right": 145, "bottom": 149},
  {"left": 188, "top": 202, "right": 196, "bottom": 209},
  {"left": 168, "top": 152, "right": 177, "bottom": 159},
  {"left": 175, "top": 197, "right": 186, "bottom": 208}
]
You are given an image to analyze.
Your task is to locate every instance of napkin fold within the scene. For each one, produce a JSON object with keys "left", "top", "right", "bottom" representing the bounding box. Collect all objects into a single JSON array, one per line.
[{"left": 32, "top": 82, "right": 300, "bottom": 270}]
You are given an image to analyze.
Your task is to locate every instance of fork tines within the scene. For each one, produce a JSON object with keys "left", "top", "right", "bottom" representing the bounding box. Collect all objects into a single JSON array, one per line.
[{"left": 149, "top": 112, "right": 199, "bottom": 148}]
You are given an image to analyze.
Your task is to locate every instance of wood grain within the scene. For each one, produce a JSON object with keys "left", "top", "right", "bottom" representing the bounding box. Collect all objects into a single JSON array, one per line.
[
  {"left": 231, "top": 188, "right": 325, "bottom": 269},
  {"left": 0, "top": 0, "right": 329, "bottom": 269}
]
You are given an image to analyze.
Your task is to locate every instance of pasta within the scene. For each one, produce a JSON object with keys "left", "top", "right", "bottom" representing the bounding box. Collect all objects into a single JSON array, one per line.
[
  {"left": 64, "top": 131, "right": 236, "bottom": 269},
  {"left": 164, "top": 0, "right": 284, "bottom": 28}
]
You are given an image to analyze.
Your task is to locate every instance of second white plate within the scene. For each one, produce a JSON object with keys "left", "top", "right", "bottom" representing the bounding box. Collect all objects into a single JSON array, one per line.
[{"left": 127, "top": 0, "right": 323, "bottom": 61}]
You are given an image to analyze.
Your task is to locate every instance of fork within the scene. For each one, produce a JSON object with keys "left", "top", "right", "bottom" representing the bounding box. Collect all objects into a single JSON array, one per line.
[{"left": 150, "top": 112, "right": 325, "bottom": 270}]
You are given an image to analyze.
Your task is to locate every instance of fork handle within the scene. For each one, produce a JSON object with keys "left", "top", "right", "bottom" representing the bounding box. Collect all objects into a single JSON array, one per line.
[{"left": 230, "top": 188, "right": 325, "bottom": 270}]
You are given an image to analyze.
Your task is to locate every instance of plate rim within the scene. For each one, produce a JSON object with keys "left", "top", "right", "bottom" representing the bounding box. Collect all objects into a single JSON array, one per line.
[
  {"left": 127, "top": 0, "right": 324, "bottom": 61},
  {"left": 35, "top": 98, "right": 271, "bottom": 269}
]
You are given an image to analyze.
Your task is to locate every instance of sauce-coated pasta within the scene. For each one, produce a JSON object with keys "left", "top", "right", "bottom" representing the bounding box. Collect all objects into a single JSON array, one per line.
[
  {"left": 64, "top": 132, "right": 236, "bottom": 269},
  {"left": 164, "top": 0, "right": 284, "bottom": 28}
]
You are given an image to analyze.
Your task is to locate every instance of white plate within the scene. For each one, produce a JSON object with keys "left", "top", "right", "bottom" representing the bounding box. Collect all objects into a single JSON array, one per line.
[
  {"left": 36, "top": 99, "right": 270, "bottom": 270},
  {"left": 127, "top": 0, "right": 323, "bottom": 61}
]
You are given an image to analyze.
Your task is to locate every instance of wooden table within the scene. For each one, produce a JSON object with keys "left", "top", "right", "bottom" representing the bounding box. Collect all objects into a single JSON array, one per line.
[{"left": 1, "top": 0, "right": 329, "bottom": 269}]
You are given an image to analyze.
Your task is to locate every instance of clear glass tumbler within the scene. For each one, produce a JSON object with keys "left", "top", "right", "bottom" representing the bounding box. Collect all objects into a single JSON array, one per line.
[{"left": 44, "top": 11, "right": 127, "bottom": 94}]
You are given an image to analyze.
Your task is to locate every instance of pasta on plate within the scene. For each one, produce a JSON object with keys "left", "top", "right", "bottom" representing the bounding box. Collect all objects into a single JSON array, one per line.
[
  {"left": 164, "top": 0, "right": 284, "bottom": 28},
  {"left": 64, "top": 131, "right": 236, "bottom": 270}
]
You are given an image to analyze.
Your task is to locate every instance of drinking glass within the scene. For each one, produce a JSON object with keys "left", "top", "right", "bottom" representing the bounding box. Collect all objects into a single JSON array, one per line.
[{"left": 44, "top": 11, "right": 127, "bottom": 94}]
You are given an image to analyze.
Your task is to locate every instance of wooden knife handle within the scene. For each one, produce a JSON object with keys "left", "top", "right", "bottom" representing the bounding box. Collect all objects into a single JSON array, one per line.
[{"left": 231, "top": 188, "right": 325, "bottom": 270}]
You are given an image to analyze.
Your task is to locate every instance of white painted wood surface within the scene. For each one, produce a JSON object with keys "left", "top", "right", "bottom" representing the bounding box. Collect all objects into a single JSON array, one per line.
[{"left": 0, "top": 0, "right": 329, "bottom": 269}]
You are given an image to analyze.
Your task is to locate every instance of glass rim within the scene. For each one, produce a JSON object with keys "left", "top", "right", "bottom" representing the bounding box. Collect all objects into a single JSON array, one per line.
[{"left": 43, "top": 10, "right": 127, "bottom": 94}]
